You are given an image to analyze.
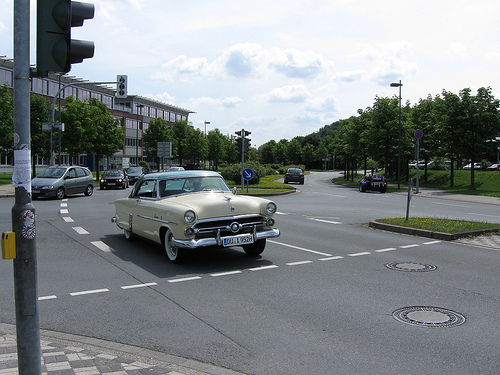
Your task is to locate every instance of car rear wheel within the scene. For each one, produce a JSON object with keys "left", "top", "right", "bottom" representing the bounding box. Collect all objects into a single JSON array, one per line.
[
  {"left": 359, "top": 184, "right": 366, "bottom": 192},
  {"left": 164, "top": 228, "right": 185, "bottom": 263},
  {"left": 56, "top": 187, "right": 65, "bottom": 199},
  {"left": 84, "top": 184, "right": 94, "bottom": 196},
  {"left": 243, "top": 239, "right": 266, "bottom": 256}
]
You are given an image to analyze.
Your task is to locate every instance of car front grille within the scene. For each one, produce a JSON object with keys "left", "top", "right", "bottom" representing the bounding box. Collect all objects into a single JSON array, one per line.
[{"left": 190, "top": 214, "right": 271, "bottom": 239}]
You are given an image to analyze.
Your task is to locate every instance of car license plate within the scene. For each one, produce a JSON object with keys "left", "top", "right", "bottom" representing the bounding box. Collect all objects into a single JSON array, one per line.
[
  {"left": 223, "top": 234, "right": 254, "bottom": 247},
  {"left": 32, "top": 189, "right": 40, "bottom": 193},
  {"left": 108, "top": 183, "right": 116, "bottom": 185}
]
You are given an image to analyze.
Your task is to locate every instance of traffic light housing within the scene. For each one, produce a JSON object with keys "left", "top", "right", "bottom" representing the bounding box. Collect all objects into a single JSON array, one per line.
[
  {"left": 116, "top": 75, "right": 128, "bottom": 98},
  {"left": 36, "top": 0, "right": 95, "bottom": 77}
]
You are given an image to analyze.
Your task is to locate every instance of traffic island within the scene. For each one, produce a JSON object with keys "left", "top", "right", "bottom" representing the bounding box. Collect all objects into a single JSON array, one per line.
[{"left": 369, "top": 220, "right": 500, "bottom": 241}]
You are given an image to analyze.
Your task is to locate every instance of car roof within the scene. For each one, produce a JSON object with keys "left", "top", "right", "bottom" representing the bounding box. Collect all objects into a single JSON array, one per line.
[{"left": 142, "top": 170, "right": 222, "bottom": 180}]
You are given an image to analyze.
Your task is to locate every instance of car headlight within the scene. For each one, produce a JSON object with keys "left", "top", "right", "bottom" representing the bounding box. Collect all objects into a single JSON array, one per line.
[
  {"left": 100, "top": 179, "right": 104, "bottom": 183},
  {"left": 266, "top": 202, "right": 277, "bottom": 215},
  {"left": 184, "top": 210, "right": 196, "bottom": 224}
]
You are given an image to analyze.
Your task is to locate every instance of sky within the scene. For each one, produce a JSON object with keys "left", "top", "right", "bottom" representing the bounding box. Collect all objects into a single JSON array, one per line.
[{"left": 1, "top": 0, "right": 500, "bottom": 147}]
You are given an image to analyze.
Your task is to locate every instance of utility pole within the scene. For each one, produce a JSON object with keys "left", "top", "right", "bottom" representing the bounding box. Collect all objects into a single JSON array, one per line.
[{"left": 12, "top": 0, "right": 42, "bottom": 374}]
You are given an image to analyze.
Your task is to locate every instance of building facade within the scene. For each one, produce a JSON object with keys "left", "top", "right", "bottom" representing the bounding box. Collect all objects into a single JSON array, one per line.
[{"left": 0, "top": 55, "right": 193, "bottom": 171}]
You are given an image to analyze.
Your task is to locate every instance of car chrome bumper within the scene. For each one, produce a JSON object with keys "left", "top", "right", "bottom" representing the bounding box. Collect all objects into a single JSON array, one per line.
[{"left": 171, "top": 228, "right": 280, "bottom": 249}]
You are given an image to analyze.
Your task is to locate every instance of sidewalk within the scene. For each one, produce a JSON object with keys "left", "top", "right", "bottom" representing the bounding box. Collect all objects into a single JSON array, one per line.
[{"left": 0, "top": 323, "right": 244, "bottom": 375}]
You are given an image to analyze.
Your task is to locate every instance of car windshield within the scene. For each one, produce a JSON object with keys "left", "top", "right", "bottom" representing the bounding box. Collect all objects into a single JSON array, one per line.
[
  {"left": 36, "top": 167, "right": 66, "bottom": 178},
  {"left": 159, "top": 176, "right": 230, "bottom": 197},
  {"left": 127, "top": 167, "right": 142, "bottom": 174},
  {"left": 103, "top": 170, "right": 123, "bottom": 177}
]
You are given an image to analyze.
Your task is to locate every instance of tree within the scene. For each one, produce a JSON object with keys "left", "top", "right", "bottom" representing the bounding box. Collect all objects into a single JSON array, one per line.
[
  {"left": 0, "top": 84, "right": 13, "bottom": 156},
  {"left": 207, "top": 129, "right": 225, "bottom": 169},
  {"left": 30, "top": 94, "right": 51, "bottom": 177},
  {"left": 143, "top": 117, "right": 172, "bottom": 171},
  {"left": 61, "top": 97, "right": 124, "bottom": 178},
  {"left": 183, "top": 126, "right": 206, "bottom": 166}
]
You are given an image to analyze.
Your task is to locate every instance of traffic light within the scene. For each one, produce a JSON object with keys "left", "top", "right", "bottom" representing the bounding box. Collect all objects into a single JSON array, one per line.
[
  {"left": 244, "top": 138, "right": 251, "bottom": 152},
  {"left": 36, "top": 0, "right": 95, "bottom": 77},
  {"left": 116, "top": 75, "right": 127, "bottom": 98},
  {"left": 53, "top": 132, "right": 60, "bottom": 150},
  {"left": 235, "top": 137, "right": 242, "bottom": 151}
]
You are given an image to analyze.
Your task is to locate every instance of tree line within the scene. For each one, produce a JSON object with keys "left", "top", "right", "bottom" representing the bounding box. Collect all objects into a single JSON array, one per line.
[{"left": 1, "top": 83, "right": 499, "bottom": 190}]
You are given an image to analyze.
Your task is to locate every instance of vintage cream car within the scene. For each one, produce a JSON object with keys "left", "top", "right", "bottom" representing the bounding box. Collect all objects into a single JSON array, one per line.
[{"left": 112, "top": 170, "right": 280, "bottom": 263}]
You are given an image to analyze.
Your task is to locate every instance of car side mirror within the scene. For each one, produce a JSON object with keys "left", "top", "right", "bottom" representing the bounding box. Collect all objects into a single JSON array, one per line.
[{"left": 232, "top": 187, "right": 237, "bottom": 195}]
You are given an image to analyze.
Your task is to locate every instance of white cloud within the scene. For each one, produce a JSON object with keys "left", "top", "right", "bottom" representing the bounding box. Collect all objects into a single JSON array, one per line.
[
  {"left": 257, "top": 85, "right": 310, "bottom": 103},
  {"left": 446, "top": 42, "right": 469, "bottom": 59}
]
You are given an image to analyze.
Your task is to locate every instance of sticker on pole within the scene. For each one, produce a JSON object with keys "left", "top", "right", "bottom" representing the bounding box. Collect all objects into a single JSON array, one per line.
[{"left": 415, "top": 129, "right": 423, "bottom": 139}]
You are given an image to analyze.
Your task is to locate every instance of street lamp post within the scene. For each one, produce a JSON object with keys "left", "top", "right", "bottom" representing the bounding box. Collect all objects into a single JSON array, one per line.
[
  {"left": 390, "top": 80, "right": 403, "bottom": 190},
  {"left": 135, "top": 103, "right": 144, "bottom": 165},
  {"left": 204, "top": 121, "right": 210, "bottom": 169}
]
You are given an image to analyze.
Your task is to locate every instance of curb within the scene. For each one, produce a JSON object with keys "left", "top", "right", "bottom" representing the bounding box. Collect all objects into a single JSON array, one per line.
[{"left": 369, "top": 221, "right": 500, "bottom": 240}]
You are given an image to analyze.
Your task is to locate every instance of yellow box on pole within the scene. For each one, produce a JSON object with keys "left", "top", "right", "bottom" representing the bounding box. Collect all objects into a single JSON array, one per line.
[{"left": 1, "top": 232, "right": 16, "bottom": 259}]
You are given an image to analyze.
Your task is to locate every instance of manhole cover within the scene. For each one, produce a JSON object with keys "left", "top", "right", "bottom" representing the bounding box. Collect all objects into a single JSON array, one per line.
[
  {"left": 393, "top": 306, "right": 466, "bottom": 328},
  {"left": 385, "top": 261, "right": 437, "bottom": 272}
]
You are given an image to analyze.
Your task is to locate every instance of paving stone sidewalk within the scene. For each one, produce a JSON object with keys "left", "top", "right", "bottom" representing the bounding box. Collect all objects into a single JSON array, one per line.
[{"left": 0, "top": 323, "right": 243, "bottom": 375}]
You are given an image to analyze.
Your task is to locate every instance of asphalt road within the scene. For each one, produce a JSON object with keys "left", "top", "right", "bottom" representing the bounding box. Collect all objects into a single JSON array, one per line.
[{"left": 1, "top": 172, "right": 499, "bottom": 374}]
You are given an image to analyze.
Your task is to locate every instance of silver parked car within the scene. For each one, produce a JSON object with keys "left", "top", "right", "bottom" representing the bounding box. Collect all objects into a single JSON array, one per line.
[{"left": 31, "top": 165, "right": 94, "bottom": 199}]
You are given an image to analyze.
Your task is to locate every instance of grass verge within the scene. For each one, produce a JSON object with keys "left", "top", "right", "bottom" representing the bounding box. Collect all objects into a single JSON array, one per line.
[{"left": 376, "top": 217, "right": 500, "bottom": 234}]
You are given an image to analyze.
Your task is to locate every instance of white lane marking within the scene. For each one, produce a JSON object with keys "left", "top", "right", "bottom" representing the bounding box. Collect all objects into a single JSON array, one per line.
[
  {"left": 60, "top": 203, "right": 68, "bottom": 207},
  {"left": 423, "top": 240, "right": 441, "bottom": 245},
  {"left": 211, "top": 270, "right": 242, "bottom": 277},
  {"left": 39, "top": 295, "right": 57, "bottom": 301},
  {"left": 400, "top": 244, "right": 420, "bottom": 249},
  {"left": 72, "top": 227, "right": 89, "bottom": 235},
  {"left": 269, "top": 240, "right": 332, "bottom": 257},
  {"left": 348, "top": 251, "right": 371, "bottom": 257},
  {"left": 375, "top": 247, "right": 397, "bottom": 252},
  {"left": 168, "top": 276, "right": 202, "bottom": 283},
  {"left": 468, "top": 212, "right": 500, "bottom": 219},
  {"left": 121, "top": 282, "right": 158, "bottom": 289},
  {"left": 286, "top": 260, "right": 313, "bottom": 266},
  {"left": 319, "top": 256, "right": 344, "bottom": 261},
  {"left": 62, "top": 217, "right": 74, "bottom": 223},
  {"left": 91, "top": 241, "right": 111, "bottom": 252},
  {"left": 309, "top": 218, "right": 342, "bottom": 225},
  {"left": 249, "top": 265, "right": 279, "bottom": 271},
  {"left": 70, "top": 288, "right": 109, "bottom": 296},
  {"left": 434, "top": 202, "right": 472, "bottom": 208},
  {"left": 60, "top": 209, "right": 69, "bottom": 214},
  {"left": 62, "top": 199, "right": 68, "bottom": 202},
  {"left": 275, "top": 211, "right": 290, "bottom": 215}
]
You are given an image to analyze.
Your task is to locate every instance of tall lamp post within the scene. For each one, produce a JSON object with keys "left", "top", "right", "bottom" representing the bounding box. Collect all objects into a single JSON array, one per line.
[
  {"left": 135, "top": 103, "right": 144, "bottom": 165},
  {"left": 390, "top": 80, "right": 403, "bottom": 190},
  {"left": 204, "top": 121, "right": 210, "bottom": 169}
]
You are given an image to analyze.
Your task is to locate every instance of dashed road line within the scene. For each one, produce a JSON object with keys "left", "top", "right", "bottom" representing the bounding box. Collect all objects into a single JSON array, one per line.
[
  {"left": 168, "top": 276, "right": 202, "bottom": 283},
  {"left": 70, "top": 288, "right": 109, "bottom": 296},
  {"left": 91, "top": 241, "right": 112, "bottom": 252},
  {"left": 210, "top": 270, "right": 243, "bottom": 277},
  {"left": 319, "top": 256, "right": 344, "bottom": 261},
  {"left": 400, "top": 244, "right": 420, "bottom": 249},
  {"left": 348, "top": 251, "right": 371, "bottom": 257},
  {"left": 249, "top": 265, "right": 279, "bottom": 272},
  {"left": 62, "top": 217, "right": 74, "bottom": 223},
  {"left": 121, "top": 282, "right": 158, "bottom": 290},
  {"left": 286, "top": 260, "right": 313, "bottom": 266},
  {"left": 308, "top": 218, "right": 342, "bottom": 225},
  {"left": 72, "top": 226, "right": 89, "bottom": 235},
  {"left": 375, "top": 247, "right": 397, "bottom": 252}
]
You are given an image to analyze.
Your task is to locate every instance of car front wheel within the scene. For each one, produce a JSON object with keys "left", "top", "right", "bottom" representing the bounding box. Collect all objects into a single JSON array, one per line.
[
  {"left": 164, "top": 228, "right": 185, "bottom": 263},
  {"left": 56, "top": 187, "right": 65, "bottom": 199},
  {"left": 84, "top": 184, "right": 94, "bottom": 196},
  {"left": 243, "top": 239, "right": 266, "bottom": 256}
]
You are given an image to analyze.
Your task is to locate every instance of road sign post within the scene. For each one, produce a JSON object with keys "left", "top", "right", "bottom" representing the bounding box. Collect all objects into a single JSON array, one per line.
[
  {"left": 242, "top": 168, "right": 254, "bottom": 192},
  {"left": 414, "top": 129, "right": 423, "bottom": 194}
]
